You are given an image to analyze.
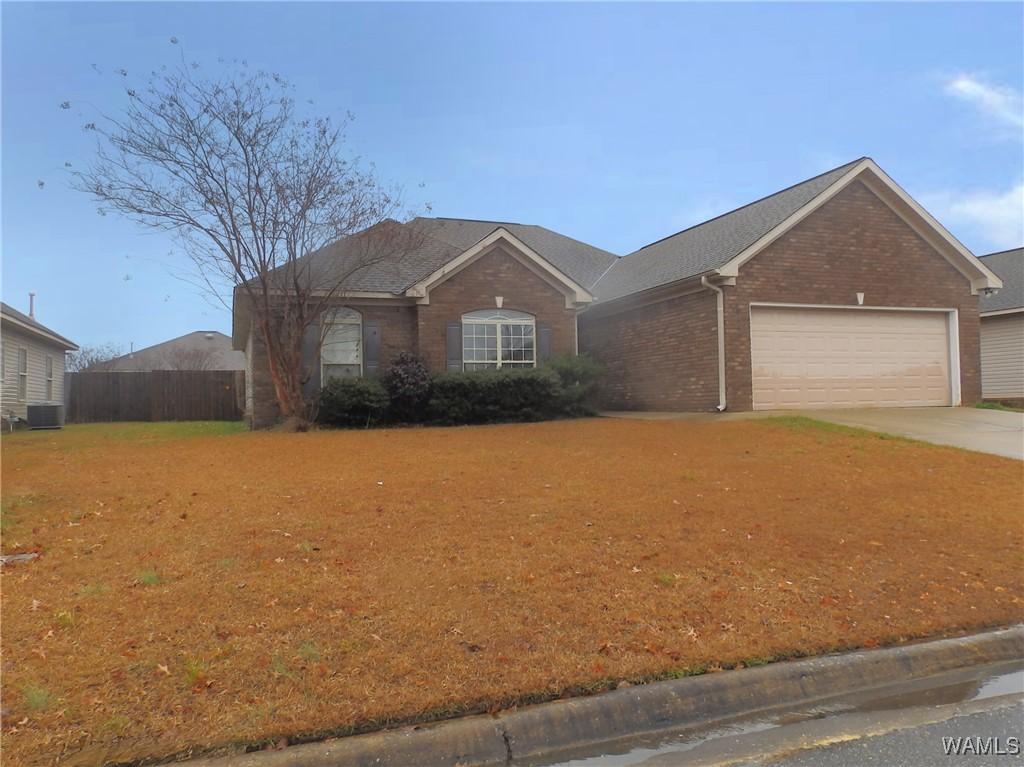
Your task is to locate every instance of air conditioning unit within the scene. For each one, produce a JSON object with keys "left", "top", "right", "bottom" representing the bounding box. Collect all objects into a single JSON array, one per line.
[{"left": 27, "top": 404, "right": 64, "bottom": 429}]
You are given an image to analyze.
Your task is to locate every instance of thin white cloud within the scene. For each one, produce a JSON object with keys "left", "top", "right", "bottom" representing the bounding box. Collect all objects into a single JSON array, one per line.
[
  {"left": 945, "top": 74, "right": 1023, "bottom": 130},
  {"left": 922, "top": 182, "right": 1024, "bottom": 253}
]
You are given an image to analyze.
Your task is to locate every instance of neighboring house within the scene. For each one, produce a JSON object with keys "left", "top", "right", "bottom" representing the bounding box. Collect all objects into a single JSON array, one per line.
[
  {"left": 978, "top": 248, "right": 1023, "bottom": 404},
  {"left": 103, "top": 331, "right": 246, "bottom": 372},
  {"left": 233, "top": 157, "right": 1003, "bottom": 426},
  {"left": 1, "top": 301, "right": 78, "bottom": 421}
]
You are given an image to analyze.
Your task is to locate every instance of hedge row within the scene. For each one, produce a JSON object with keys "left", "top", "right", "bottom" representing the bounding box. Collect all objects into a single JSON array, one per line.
[{"left": 316, "top": 353, "right": 603, "bottom": 428}]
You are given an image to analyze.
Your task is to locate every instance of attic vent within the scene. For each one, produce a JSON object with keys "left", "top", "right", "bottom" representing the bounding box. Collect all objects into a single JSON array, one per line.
[{"left": 204, "top": 333, "right": 214, "bottom": 340}]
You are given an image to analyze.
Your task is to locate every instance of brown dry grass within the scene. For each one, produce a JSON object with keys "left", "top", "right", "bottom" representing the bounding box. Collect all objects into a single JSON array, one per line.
[{"left": 1, "top": 418, "right": 1021, "bottom": 766}]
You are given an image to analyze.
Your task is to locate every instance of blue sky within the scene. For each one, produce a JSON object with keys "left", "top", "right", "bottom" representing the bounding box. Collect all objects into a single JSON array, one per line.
[{"left": 3, "top": 2, "right": 1022, "bottom": 350}]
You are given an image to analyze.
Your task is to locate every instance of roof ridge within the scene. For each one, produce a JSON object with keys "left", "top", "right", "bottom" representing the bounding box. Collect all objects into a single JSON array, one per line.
[
  {"left": 627, "top": 157, "right": 868, "bottom": 256},
  {"left": 429, "top": 216, "right": 525, "bottom": 227}
]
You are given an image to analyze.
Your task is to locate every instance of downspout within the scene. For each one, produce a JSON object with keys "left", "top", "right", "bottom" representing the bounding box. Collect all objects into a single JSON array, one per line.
[{"left": 701, "top": 275, "right": 727, "bottom": 412}]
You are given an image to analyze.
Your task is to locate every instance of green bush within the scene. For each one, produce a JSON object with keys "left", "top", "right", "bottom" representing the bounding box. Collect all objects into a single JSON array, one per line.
[
  {"left": 543, "top": 353, "right": 604, "bottom": 416},
  {"left": 381, "top": 352, "right": 432, "bottom": 423},
  {"left": 427, "top": 367, "right": 563, "bottom": 425},
  {"left": 317, "top": 377, "right": 389, "bottom": 428}
]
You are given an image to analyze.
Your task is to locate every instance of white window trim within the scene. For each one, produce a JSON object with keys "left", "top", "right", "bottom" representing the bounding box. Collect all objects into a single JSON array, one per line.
[
  {"left": 17, "top": 347, "right": 28, "bottom": 401},
  {"left": 45, "top": 355, "right": 54, "bottom": 401},
  {"left": 320, "top": 308, "right": 363, "bottom": 384},
  {"left": 462, "top": 310, "right": 537, "bottom": 370}
]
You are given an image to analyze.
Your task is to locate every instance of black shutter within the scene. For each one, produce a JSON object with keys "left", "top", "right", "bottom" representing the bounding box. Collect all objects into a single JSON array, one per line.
[
  {"left": 301, "top": 321, "right": 321, "bottom": 399},
  {"left": 446, "top": 322, "right": 463, "bottom": 371},
  {"left": 363, "top": 320, "right": 381, "bottom": 377},
  {"left": 538, "top": 325, "right": 553, "bottom": 363}
]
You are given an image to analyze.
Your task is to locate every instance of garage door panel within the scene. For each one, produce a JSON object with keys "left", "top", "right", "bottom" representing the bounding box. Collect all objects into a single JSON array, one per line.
[{"left": 751, "top": 307, "right": 952, "bottom": 410}]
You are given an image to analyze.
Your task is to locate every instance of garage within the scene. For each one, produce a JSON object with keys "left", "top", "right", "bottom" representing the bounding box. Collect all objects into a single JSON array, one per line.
[{"left": 750, "top": 306, "right": 954, "bottom": 410}]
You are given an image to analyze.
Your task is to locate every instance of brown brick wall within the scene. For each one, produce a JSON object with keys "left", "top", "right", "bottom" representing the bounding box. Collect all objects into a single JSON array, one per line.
[
  {"left": 578, "top": 290, "right": 720, "bottom": 411},
  {"left": 723, "top": 180, "right": 981, "bottom": 410},
  {"left": 246, "top": 247, "right": 576, "bottom": 426},
  {"left": 248, "top": 302, "right": 418, "bottom": 428},
  {"left": 416, "top": 245, "right": 577, "bottom": 372}
]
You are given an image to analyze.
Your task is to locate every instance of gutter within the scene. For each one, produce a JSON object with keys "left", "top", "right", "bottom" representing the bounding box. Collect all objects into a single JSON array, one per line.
[{"left": 701, "top": 275, "right": 727, "bottom": 412}]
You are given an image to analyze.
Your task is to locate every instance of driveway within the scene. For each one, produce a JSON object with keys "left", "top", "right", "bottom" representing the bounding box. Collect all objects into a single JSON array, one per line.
[
  {"left": 602, "top": 407, "right": 1024, "bottom": 460},
  {"left": 792, "top": 407, "right": 1024, "bottom": 460}
]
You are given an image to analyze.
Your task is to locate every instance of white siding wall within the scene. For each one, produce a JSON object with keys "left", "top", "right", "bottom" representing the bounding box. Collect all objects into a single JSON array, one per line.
[
  {"left": 980, "top": 312, "right": 1024, "bottom": 399},
  {"left": 1, "top": 325, "right": 67, "bottom": 420}
]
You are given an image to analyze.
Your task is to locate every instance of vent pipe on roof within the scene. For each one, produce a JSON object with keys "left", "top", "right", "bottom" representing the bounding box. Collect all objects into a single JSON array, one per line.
[{"left": 28, "top": 292, "right": 36, "bottom": 319}]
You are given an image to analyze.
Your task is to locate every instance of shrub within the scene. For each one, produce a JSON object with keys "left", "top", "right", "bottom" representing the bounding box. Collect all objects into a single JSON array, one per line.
[
  {"left": 381, "top": 352, "right": 431, "bottom": 423},
  {"left": 427, "top": 367, "right": 563, "bottom": 425},
  {"left": 317, "top": 377, "right": 389, "bottom": 428},
  {"left": 544, "top": 353, "right": 604, "bottom": 416}
]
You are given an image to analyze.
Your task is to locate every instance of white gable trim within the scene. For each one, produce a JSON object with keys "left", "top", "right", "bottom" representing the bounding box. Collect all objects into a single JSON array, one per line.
[
  {"left": 404, "top": 227, "right": 594, "bottom": 308},
  {"left": 716, "top": 159, "right": 1004, "bottom": 295},
  {"left": 1, "top": 313, "right": 78, "bottom": 350}
]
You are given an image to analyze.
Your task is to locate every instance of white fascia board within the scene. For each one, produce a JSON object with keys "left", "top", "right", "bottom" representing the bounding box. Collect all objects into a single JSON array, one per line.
[
  {"left": 980, "top": 307, "right": 1024, "bottom": 318},
  {"left": 716, "top": 159, "right": 1004, "bottom": 294},
  {"left": 1, "top": 314, "right": 79, "bottom": 350},
  {"left": 403, "top": 227, "right": 594, "bottom": 306}
]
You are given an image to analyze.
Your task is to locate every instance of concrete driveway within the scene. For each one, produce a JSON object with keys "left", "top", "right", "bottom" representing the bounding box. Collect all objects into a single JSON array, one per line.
[{"left": 793, "top": 407, "right": 1024, "bottom": 460}]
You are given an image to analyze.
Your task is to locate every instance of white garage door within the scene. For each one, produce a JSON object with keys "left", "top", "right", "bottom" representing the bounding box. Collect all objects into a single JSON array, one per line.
[{"left": 750, "top": 307, "right": 953, "bottom": 410}]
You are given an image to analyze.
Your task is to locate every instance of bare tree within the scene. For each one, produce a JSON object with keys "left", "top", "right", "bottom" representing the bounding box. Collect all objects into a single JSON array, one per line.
[
  {"left": 160, "top": 347, "right": 217, "bottom": 371},
  {"left": 67, "top": 343, "right": 123, "bottom": 372},
  {"left": 72, "top": 57, "right": 421, "bottom": 423}
]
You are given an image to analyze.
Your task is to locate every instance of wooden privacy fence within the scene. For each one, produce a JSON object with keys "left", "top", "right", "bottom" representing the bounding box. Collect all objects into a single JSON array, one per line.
[{"left": 66, "top": 371, "right": 245, "bottom": 422}]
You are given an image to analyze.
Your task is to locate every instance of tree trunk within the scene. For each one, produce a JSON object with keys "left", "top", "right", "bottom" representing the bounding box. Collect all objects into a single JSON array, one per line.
[{"left": 259, "top": 318, "right": 310, "bottom": 426}]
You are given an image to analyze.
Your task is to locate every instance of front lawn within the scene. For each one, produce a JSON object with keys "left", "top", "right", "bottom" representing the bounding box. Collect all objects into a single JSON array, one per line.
[{"left": 2, "top": 419, "right": 1021, "bottom": 765}]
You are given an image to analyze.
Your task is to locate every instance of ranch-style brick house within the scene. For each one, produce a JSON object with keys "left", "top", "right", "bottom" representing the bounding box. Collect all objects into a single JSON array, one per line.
[{"left": 233, "top": 158, "right": 1004, "bottom": 427}]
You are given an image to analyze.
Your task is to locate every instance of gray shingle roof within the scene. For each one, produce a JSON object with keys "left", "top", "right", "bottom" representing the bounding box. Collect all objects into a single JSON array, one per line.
[
  {"left": 980, "top": 248, "right": 1024, "bottom": 313},
  {"left": 0, "top": 301, "right": 78, "bottom": 349},
  {"left": 292, "top": 217, "right": 619, "bottom": 296},
  {"left": 105, "top": 331, "right": 245, "bottom": 371},
  {"left": 592, "top": 158, "right": 865, "bottom": 301}
]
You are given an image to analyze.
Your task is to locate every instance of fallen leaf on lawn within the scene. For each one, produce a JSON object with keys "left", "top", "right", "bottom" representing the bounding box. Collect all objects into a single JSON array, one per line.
[{"left": 156, "top": 664, "right": 171, "bottom": 676}]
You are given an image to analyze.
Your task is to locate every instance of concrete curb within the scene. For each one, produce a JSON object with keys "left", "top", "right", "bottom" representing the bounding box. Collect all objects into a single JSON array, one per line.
[{"left": 182, "top": 626, "right": 1023, "bottom": 767}]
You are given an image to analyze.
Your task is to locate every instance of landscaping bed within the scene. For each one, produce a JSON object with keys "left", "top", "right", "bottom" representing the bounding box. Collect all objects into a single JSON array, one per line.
[{"left": 1, "top": 418, "right": 1021, "bottom": 765}]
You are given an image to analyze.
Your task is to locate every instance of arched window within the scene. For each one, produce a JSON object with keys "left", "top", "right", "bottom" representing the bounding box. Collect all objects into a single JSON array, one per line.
[
  {"left": 462, "top": 309, "right": 536, "bottom": 370},
  {"left": 322, "top": 307, "right": 362, "bottom": 382}
]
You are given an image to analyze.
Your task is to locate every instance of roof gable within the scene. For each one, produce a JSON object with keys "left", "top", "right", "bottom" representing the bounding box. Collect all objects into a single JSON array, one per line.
[
  {"left": 404, "top": 227, "right": 595, "bottom": 307},
  {"left": 593, "top": 158, "right": 1003, "bottom": 301},
  {"left": 288, "top": 217, "right": 618, "bottom": 297}
]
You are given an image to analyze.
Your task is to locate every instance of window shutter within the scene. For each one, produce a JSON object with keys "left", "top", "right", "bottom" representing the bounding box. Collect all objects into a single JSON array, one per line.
[
  {"left": 446, "top": 323, "right": 463, "bottom": 371},
  {"left": 301, "top": 321, "right": 322, "bottom": 398},
  {"left": 363, "top": 320, "right": 381, "bottom": 377},
  {"left": 538, "top": 325, "right": 553, "bottom": 362}
]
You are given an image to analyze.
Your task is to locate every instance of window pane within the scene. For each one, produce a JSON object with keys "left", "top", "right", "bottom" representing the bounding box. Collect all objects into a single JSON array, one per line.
[
  {"left": 463, "top": 322, "right": 499, "bottom": 363},
  {"left": 501, "top": 324, "right": 536, "bottom": 363},
  {"left": 322, "top": 322, "right": 361, "bottom": 365}
]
